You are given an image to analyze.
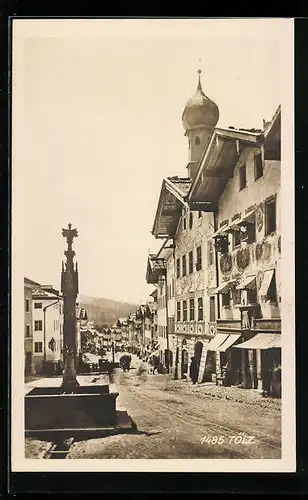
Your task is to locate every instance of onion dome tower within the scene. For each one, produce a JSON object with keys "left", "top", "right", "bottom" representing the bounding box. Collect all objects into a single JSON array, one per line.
[{"left": 182, "top": 68, "right": 219, "bottom": 178}]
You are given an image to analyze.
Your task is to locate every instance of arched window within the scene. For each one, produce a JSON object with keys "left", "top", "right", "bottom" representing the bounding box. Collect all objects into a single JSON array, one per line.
[{"left": 195, "top": 136, "right": 200, "bottom": 145}]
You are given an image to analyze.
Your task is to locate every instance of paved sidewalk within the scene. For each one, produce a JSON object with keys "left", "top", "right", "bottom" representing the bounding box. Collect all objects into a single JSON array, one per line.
[{"left": 154, "top": 376, "right": 281, "bottom": 411}]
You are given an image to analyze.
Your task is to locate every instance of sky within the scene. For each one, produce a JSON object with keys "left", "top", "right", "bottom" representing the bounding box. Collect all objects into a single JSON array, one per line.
[{"left": 13, "top": 19, "right": 289, "bottom": 304}]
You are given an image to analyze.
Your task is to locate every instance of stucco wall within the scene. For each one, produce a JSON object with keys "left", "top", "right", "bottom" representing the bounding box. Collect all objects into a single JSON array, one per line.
[
  {"left": 217, "top": 149, "right": 280, "bottom": 233},
  {"left": 33, "top": 298, "right": 63, "bottom": 370},
  {"left": 24, "top": 287, "right": 33, "bottom": 353},
  {"left": 215, "top": 148, "right": 281, "bottom": 320},
  {"left": 174, "top": 208, "right": 217, "bottom": 336}
]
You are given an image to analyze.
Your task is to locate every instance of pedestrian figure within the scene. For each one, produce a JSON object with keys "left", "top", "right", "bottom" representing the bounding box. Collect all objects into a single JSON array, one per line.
[{"left": 189, "top": 356, "right": 198, "bottom": 384}]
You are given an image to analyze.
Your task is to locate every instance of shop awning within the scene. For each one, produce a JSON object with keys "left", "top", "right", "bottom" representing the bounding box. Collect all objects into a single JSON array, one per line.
[
  {"left": 212, "top": 223, "right": 229, "bottom": 238},
  {"left": 147, "top": 349, "right": 161, "bottom": 359},
  {"left": 206, "top": 333, "right": 229, "bottom": 351},
  {"left": 259, "top": 269, "right": 274, "bottom": 296},
  {"left": 243, "top": 207, "right": 255, "bottom": 222},
  {"left": 216, "top": 334, "right": 241, "bottom": 352},
  {"left": 213, "top": 279, "right": 237, "bottom": 294},
  {"left": 236, "top": 275, "right": 256, "bottom": 290},
  {"left": 234, "top": 333, "right": 281, "bottom": 350},
  {"left": 228, "top": 209, "right": 256, "bottom": 231}
]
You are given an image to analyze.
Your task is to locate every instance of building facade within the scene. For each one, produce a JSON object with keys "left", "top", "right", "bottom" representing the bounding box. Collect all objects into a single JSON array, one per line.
[
  {"left": 188, "top": 107, "right": 281, "bottom": 392},
  {"left": 148, "top": 68, "right": 281, "bottom": 393},
  {"left": 32, "top": 286, "right": 64, "bottom": 374},
  {"left": 150, "top": 71, "right": 220, "bottom": 382},
  {"left": 24, "top": 277, "right": 41, "bottom": 376}
]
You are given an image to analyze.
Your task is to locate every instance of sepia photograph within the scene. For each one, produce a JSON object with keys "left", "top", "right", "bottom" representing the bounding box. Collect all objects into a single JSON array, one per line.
[{"left": 11, "top": 18, "right": 295, "bottom": 473}]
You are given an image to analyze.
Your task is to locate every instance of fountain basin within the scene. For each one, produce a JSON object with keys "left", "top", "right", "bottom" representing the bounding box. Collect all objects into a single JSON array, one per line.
[{"left": 25, "top": 384, "right": 119, "bottom": 432}]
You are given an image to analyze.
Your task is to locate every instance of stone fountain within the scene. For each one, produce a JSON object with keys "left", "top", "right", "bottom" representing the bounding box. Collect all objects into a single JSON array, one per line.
[{"left": 25, "top": 224, "right": 132, "bottom": 440}]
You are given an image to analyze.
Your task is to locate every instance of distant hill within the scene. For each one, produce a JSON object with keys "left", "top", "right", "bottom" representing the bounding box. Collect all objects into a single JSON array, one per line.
[{"left": 78, "top": 295, "right": 138, "bottom": 328}]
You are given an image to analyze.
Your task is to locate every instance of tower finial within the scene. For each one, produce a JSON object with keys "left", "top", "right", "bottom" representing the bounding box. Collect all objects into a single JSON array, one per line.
[{"left": 197, "top": 58, "right": 202, "bottom": 90}]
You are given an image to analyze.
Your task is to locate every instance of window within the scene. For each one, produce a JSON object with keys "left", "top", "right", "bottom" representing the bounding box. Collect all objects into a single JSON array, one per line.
[
  {"left": 233, "top": 230, "right": 241, "bottom": 248},
  {"left": 25, "top": 299, "right": 30, "bottom": 312},
  {"left": 239, "top": 164, "right": 247, "bottom": 190},
  {"left": 189, "top": 251, "right": 194, "bottom": 274},
  {"left": 25, "top": 325, "right": 30, "bottom": 338},
  {"left": 208, "top": 241, "right": 214, "bottom": 266},
  {"left": 254, "top": 151, "right": 263, "bottom": 180},
  {"left": 34, "top": 342, "right": 43, "bottom": 353},
  {"left": 195, "top": 136, "right": 200, "bottom": 145},
  {"left": 198, "top": 211, "right": 202, "bottom": 218},
  {"left": 34, "top": 302, "right": 42, "bottom": 309},
  {"left": 183, "top": 300, "right": 188, "bottom": 321},
  {"left": 209, "top": 296, "right": 215, "bottom": 322},
  {"left": 221, "top": 292, "right": 230, "bottom": 307},
  {"left": 189, "top": 212, "right": 193, "bottom": 229},
  {"left": 198, "top": 297, "right": 203, "bottom": 321},
  {"left": 196, "top": 246, "right": 202, "bottom": 271},
  {"left": 176, "top": 302, "right": 181, "bottom": 322},
  {"left": 189, "top": 299, "right": 195, "bottom": 321},
  {"left": 182, "top": 255, "right": 187, "bottom": 277},
  {"left": 246, "top": 218, "right": 256, "bottom": 244},
  {"left": 34, "top": 320, "right": 42, "bottom": 331},
  {"left": 232, "top": 288, "right": 241, "bottom": 305},
  {"left": 267, "top": 274, "right": 277, "bottom": 304},
  {"left": 265, "top": 197, "right": 276, "bottom": 235},
  {"left": 183, "top": 214, "right": 187, "bottom": 231},
  {"left": 247, "top": 289, "right": 257, "bottom": 304},
  {"left": 176, "top": 258, "right": 180, "bottom": 278}
]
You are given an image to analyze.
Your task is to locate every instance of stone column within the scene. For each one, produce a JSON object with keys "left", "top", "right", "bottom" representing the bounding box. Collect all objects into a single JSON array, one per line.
[
  {"left": 256, "top": 349, "right": 263, "bottom": 391},
  {"left": 216, "top": 351, "right": 221, "bottom": 379},
  {"left": 247, "top": 349, "right": 254, "bottom": 389},
  {"left": 241, "top": 349, "right": 246, "bottom": 388}
]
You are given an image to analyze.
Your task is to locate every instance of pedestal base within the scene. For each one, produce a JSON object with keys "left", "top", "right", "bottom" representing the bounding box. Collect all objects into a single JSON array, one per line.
[{"left": 25, "top": 384, "right": 119, "bottom": 432}]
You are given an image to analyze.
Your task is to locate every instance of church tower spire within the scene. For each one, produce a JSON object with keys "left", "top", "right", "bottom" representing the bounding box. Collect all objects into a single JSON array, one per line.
[{"left": 182, "top": 66, "right": 219, "bottom": 179}]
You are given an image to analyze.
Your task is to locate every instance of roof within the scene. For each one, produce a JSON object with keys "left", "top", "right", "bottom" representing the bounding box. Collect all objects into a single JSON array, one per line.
[
  {"left": 182, "top": 70, "right": 219, "bottom": 131},
  {"left": 117, "top": 317, "right": 128, "bottom": 326},
  {"left": 151, "top": 177, "right": 191, "bottom": 239},
  {"left": 167, "top": 176, "right": 192, "bottom": 197},
  {"left": 146, "top": 254, "right": 167, "bottom": 284},
  {"left": 150, "top": 288, "right": 158, "bottom": 300},
  {"left": 76, "top": 307, "right": 88, "bottom": 320},
  {"left": 32, "top": 287, "right": 62, "bottom": 300},
  {"left": 24, "top": 277, "right": 41, "bottom": 288},
  {"left": 188, "top": 106, "right": 281, "bottom": 207}
]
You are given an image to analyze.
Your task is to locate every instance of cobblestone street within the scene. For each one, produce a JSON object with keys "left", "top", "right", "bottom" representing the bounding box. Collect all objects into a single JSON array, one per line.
[{"left": 25, "top": 354, "right": 281, "bottom": 460}]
